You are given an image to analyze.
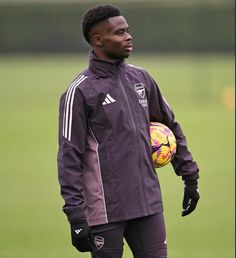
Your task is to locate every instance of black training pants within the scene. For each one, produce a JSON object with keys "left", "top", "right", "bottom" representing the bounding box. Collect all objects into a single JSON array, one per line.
[{"left": 89, "top": 213, "right": 167, "bottom": 258}]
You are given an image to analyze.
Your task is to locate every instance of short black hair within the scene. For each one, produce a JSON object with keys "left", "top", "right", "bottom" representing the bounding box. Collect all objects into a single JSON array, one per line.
[{"left": 82, "top": 5, "right": 121, "bottom": 44}]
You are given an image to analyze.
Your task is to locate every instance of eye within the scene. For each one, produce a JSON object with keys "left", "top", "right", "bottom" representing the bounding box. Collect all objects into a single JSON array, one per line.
[
  {"left": 115, "top": 28, "right": 130, "bottom": 35},
  {"left": 116, "top": 29, "right": 125, "bottom": 35}
]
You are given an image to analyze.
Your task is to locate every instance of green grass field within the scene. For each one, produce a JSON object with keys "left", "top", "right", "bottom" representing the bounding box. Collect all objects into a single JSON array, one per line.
[{"left": 0, "top": 53, "right": 234, "bottom": 258}]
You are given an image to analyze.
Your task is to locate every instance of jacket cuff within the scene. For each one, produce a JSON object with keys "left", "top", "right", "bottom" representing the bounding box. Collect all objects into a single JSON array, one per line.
[
  {"left": 182, "top": 172, "right": 199, "bottom": 182},
  {"left": 63, "top": 206, "right": 86, "bottom": 224}
]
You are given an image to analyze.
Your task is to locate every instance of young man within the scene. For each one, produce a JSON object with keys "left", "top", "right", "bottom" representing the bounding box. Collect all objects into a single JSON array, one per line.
[{"left": 57, "top": 5, "right": 200, "bottom": 258}]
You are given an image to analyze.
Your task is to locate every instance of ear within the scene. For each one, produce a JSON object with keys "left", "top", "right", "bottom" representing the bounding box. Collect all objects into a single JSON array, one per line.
[{"left": 91, "top": 34, "right": 103, "bottom": 47}]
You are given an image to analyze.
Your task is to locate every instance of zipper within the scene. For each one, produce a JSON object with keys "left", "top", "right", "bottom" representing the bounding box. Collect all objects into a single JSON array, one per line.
[{"left": 117, "top": 70, "right": 149, "bottom": 215}]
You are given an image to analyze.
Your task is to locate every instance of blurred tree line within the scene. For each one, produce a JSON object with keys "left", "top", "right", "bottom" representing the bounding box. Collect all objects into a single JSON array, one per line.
[{"left": 0, "top": 1, "right": 234, "bottom": 53}]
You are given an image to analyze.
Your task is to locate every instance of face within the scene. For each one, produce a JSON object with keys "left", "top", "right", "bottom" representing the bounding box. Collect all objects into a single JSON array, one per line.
[{"left": 90, "top": 16, "right": 133, "bottom": 61}]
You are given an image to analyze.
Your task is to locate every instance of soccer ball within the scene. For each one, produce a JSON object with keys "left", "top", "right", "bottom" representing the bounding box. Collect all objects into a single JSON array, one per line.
[{"left": 150, "top": 122, "right": 177, "bottom": 168}]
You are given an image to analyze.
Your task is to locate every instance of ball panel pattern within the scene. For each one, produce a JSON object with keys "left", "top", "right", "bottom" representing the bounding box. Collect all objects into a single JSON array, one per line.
[{"left": 150, "top": 122, "right": 177, "bottom": 168}]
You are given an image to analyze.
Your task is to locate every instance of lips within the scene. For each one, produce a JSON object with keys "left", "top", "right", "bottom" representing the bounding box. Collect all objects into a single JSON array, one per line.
[{"left": 124, "top": 44, "right": 133, "bottom": 51}]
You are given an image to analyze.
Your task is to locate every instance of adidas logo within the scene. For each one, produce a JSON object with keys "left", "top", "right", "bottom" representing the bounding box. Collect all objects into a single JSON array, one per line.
[
  {"left": 102, "top": 94, "right": 116, "bottom": 105},
  {"left": 75, "top": 228, "right": 83, "bottom": 235}
]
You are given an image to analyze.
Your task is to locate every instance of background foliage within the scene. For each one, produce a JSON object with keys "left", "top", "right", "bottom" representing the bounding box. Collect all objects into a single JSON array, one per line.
[{"left": 0, "top": 1, "right": 234, "bottom": 53}]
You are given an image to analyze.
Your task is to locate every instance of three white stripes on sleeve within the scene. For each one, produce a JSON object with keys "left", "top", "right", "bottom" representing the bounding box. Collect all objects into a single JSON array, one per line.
[{"left": 62, "top": 74, "right": 87, "bottom": 141}]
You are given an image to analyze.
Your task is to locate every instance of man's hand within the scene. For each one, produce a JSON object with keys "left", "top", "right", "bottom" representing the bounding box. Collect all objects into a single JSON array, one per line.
[
  {"left": 182, "top": 181, "right": 200, "bottom": 217},
  {"left": 70, "top": 219, "right": 92, "bottom": 252}
]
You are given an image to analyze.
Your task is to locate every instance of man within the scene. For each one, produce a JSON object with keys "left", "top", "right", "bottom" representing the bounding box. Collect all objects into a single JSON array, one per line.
[{"left": 57, "top": 5, "right": 200, "bottom": 258}]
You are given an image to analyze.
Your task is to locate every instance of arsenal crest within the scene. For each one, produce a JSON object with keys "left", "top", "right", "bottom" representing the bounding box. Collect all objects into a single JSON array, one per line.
[
  {"left": 134, "top": 83, "right": 145, "bottom": 98},
  {"left": 94, "top": 236, "right": 104, "bottom": 249}
]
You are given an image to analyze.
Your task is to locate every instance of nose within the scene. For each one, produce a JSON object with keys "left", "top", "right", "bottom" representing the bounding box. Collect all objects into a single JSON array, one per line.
[{"left": 125, "top": 32, "right": 132, "bottom": 41}]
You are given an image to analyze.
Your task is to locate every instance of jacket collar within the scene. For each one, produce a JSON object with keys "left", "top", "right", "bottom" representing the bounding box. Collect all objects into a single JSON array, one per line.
[{"left": 89, "top": 50, "right": 125, "bottom": 78}]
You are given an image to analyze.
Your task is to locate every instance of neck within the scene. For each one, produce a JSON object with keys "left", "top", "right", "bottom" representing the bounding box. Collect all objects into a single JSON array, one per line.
[{"left": 93, "top": 49, "right": 121, "bottom": 64}]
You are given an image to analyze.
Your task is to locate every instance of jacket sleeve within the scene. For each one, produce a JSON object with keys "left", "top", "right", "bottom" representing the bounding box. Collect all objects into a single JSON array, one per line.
[
  {"left": 146, "top": 73, "right": 199, "bottom": 181},
  {"left": 57, "top": 87, "right": 88, "bottom": 224}
]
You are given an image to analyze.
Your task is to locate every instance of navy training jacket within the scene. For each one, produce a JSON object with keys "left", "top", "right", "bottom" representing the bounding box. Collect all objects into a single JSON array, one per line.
[{"left": 57, "top": 51, "right": 199, "bottom": 226}]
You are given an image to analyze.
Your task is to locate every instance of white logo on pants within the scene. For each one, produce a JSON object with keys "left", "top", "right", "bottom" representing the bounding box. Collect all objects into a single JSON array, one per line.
[{"left": 94, "top": 236, "right": 104, "bottom": 249}]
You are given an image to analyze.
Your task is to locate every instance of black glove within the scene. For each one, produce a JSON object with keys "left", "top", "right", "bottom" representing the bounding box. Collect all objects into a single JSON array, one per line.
[
  {"left": 182, "top": 180, "right": 200, "bottom": 217},
  {"left": 70, "top": 219, "right": 92, "bottom": 252}
]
